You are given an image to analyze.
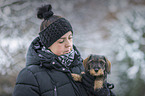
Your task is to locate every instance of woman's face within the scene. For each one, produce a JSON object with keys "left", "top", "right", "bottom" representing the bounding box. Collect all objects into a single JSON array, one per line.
[{"left": 49, "top": 31, "right": 73, "bottom": 56}]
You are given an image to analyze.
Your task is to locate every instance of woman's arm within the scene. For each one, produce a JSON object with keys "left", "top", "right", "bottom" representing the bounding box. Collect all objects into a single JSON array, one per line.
[{"left": 13, "top": 68, "right": 40, "bottom": 96}]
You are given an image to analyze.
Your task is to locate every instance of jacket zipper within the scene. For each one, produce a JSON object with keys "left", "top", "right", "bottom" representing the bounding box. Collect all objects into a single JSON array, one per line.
[
  {"left": 54, "top": 86, "right": 57, "bottom": 96},
  {"left": 45, "top": 69, "right": 57, "bottom": 96}
]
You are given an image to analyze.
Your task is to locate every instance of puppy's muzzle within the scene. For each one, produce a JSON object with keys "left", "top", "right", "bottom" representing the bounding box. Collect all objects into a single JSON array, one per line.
[
  {"left": 96, "top": 69, "right": 104, "bottom": 77},
  {"left": 90, "top": 68, "right": 104, "bottom": 77}
]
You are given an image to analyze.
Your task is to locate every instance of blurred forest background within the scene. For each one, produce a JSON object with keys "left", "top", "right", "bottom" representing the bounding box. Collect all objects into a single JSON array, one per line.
[{"left": 0, "top": 0, "right": 145, "bottom": 96}]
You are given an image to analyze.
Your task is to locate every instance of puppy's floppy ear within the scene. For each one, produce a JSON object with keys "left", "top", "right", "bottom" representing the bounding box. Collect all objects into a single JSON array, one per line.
[
  {"left": 103, "top": 56, "right": 111, "bottom": 74},
  {"left": 83, "top": 55, "right": 92, "bottom": 71}
]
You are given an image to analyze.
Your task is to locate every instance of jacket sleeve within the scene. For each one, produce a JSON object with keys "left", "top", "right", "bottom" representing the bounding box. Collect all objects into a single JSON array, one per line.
[{"left": 13, "top": 68, "right": 40, "bottom": 96}]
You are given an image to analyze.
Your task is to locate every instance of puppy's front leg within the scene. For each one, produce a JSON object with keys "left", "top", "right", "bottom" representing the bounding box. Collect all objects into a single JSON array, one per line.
[
  {"left": 71, "top": 73, "right": 82, "bottom": 82},
  {"left": 71, "top": 72, "right": 85, "bottom": 82}
]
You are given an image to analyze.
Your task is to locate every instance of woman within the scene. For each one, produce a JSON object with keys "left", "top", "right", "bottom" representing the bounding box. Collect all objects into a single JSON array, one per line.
[{"left": 13, "top": 4, "right": 115, "bottom": 96}]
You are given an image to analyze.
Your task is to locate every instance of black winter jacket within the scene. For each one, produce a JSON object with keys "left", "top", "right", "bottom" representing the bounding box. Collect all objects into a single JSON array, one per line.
[{"left": 13, "top": 37, "right": 88, "bottom": 96}]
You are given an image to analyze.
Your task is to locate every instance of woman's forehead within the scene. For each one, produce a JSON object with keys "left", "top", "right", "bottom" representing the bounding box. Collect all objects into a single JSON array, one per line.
[{"left": 60, "top": 31, "right": 72, "bottom": 38}]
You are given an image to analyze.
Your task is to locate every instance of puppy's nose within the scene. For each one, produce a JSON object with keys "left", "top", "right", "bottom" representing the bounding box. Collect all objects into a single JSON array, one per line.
[{"left": 95, "top": 68, "right": 99, "bottom": 72}]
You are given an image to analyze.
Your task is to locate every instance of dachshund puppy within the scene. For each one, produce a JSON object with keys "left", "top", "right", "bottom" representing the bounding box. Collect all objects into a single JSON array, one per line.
[{"left": 71, "top": 54, "right": 111, "bottom": 90}]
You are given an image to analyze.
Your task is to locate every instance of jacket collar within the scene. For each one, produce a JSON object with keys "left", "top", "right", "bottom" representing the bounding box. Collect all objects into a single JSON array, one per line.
[{"left": 26, "top": 37, "right": 82, "bottom": 72}]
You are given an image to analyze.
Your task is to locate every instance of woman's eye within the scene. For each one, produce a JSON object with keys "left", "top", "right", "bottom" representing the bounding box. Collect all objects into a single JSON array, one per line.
[
  {"left": 69, "top": 35, "right": 73, "bottom": 39},
  {"left": 59, "top": 40, "right": 64, "bottom": 43}
]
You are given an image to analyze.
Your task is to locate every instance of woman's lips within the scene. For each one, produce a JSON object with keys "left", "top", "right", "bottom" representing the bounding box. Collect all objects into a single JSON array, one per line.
[{"left": 64, "top": 50, "right": 70, "bottom": 54}]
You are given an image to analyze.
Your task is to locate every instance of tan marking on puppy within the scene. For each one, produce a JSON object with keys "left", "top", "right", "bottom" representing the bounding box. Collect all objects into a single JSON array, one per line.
[
  {"left": 71, "top": 73, "right": 82, "bottom": 82},
  {"left": 94, "top": 79, "right": 103, "bottom": 90},
  {"left": 83, "top": 56, "right": 90, "bottom": 71},
  {"left": 105, "top": 57, "right": 111, "bottom": 73},
  {"left": 90, "top": 69, "right": 104, "bottom": 76},
  {"left": 90, "top": 69, "right": 97, "bottom": 76},
  {"left": 96, "top": 69, "right": 104, "bottom": 76}
]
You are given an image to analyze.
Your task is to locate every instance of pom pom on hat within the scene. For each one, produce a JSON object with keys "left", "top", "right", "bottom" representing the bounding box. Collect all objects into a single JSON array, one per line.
[{"left": 37, "top": 4, "right": 54, "bottom": 20}]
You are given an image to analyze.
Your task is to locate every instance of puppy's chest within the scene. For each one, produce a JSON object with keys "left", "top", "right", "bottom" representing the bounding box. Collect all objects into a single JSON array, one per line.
[{"left": 94, "top": 79, "right": 104, "bottom": 89}]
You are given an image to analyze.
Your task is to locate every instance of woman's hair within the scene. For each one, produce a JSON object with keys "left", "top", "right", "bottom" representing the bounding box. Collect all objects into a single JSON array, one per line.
[{"left": 37, "top": 4, "right": 61, "bottom": 31}]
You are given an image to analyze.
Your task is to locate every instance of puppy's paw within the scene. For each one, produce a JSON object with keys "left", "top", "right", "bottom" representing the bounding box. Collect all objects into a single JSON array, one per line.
[{"left": 71, "top": 73, "right": 82, "bottom": 82}]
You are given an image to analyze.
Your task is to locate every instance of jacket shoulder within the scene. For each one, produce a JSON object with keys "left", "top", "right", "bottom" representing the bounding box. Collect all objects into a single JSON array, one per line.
[
  {"left": 16, "top": 66, "right": 39, "bottom": 86},
  {"left": 13, "top": 66, "right": 41, "bottom": 96},
  {"left": 27, "top": 64, "right": 45, "bottom": 73}
]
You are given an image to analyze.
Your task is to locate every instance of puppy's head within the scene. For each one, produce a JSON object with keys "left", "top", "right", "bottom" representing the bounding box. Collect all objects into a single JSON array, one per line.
[{"left": 83, "top": 54, "right": 111, "bottom": 77}]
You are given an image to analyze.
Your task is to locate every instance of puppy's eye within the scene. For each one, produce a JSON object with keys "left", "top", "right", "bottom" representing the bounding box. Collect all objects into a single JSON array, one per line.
[
  {"left": 100, "top": 60, "right": 105, "bottom": 65},
  {"left": 100, "top": 61, "right": 104, "bottom": 64}
]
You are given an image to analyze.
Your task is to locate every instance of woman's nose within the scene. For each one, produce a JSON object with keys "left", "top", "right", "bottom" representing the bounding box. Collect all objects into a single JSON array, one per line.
[{"left": 65, "top": 40, "right": 71, "bottom": 47}]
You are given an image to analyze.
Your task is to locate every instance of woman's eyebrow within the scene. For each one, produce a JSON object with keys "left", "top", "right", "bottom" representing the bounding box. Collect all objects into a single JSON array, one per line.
[
  {"left": 60, "top": 34, "right": 72, "bottom": 39},
  {"left": 60, "top": 37, "right": 66, "bottom": 39}
]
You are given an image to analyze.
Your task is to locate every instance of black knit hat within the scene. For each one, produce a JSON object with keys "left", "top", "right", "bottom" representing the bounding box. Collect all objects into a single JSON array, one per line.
[{"left": 37, "top": 4, "right": 73, "bottom": 48}]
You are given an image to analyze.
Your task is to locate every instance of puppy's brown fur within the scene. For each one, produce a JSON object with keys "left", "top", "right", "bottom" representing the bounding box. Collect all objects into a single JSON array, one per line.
[{"left": 71, "top": 55, "right": 111, "bottom": 90}]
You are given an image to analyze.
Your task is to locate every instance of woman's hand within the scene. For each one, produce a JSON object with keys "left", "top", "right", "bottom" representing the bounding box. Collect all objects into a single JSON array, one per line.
[
  {"left": 81, "top": 71, "right": 96, "bottom": 95},
  {"left": 81, "top": 71, "right": 116, "bottom": 96}
]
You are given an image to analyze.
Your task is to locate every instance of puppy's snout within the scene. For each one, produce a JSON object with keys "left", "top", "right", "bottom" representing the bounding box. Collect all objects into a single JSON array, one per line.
[
  {"left": 95, "top": 68, "right": 99, "bottom": 73},
  {"left": 97, "top": 69, "right": 104, "bottom": 76}
]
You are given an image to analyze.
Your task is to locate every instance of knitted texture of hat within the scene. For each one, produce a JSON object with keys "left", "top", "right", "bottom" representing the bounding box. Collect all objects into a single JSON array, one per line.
[{"left": 39, "top": 18, "right": 73, "bottom": 48}]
